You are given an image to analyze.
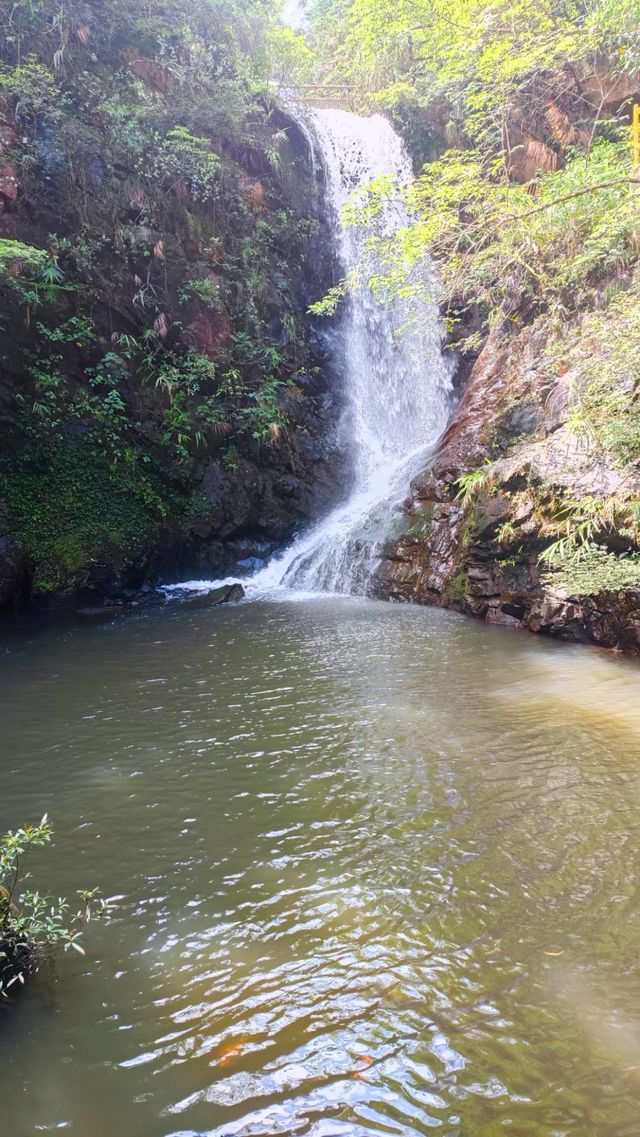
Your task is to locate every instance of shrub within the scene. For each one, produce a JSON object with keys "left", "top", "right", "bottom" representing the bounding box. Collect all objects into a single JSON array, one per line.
[
  {"left": 559, "top": 273, "right": 640, "bottom": 468},
  {"left": 0, "top": 816, "right": 108, "bottom": 998},
  {"left": 542, "top": 544, "right": 640, "bottom": 596}
]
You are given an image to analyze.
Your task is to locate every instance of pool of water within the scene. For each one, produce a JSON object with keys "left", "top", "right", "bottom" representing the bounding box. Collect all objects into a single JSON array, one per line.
[{"left": 1, "top": 596, "right": 640, "bottom": 1136}]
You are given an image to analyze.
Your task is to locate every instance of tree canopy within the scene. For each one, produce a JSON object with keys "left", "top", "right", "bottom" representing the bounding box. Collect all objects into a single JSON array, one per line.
[{"left": 288, "top": 0, "right": 640, "bottom": 336}]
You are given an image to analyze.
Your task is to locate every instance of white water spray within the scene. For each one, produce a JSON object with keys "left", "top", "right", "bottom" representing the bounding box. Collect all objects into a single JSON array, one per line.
[
  {"left": 171, "top": 108, "right": 453, "bottom": 599},
  {"left": 254, "top": 108, "right": 451, "bottom": 594}
]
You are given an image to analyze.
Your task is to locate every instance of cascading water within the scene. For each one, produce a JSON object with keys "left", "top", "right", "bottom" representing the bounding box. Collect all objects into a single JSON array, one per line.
[
  {"left": 252, "top": 108, "right": 453, "bottom": 595},
  {"left": 170, "top": 108, "right": 453, "bottom": 600}
]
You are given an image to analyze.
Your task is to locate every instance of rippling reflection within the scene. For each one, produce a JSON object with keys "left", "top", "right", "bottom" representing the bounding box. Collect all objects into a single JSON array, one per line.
[{"left": 1, "top": 598, "right": 640, "bottom": 1136}]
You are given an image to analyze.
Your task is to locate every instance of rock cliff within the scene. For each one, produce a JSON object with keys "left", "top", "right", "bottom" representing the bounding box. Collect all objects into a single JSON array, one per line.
[
  {"left": 376, "top": 303, "right": 640, "bottom": 653},
  {"left": 0, "top": 4, "right": 345, "bottom": 608}
]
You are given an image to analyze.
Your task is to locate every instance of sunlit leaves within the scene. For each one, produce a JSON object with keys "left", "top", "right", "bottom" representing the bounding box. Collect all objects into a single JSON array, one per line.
[{"left": 0, "top": 238, "right": 47, "bottom": 278}]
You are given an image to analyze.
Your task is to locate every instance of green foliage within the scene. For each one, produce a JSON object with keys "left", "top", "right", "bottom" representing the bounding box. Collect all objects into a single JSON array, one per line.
[
  {"left": 542, "top": 544, "right": 640, "bottom": 596},
  {"left": 35, "top": 315, "right": 95, "bottom": 345},
  {"left": 153, "top": 128, "right": 221, "bottom": 203},
  {"left": 337, "top": 137, "right": 640, "bottom": 322},
  {"left": 304, "top": 0, "right": 640, "bottom": 137},
  {"left": 0, "top": 816, "right": 108, "bottom": 997},
  {"left": 0, "top": 55, "right": 63, "bottom": 120},
  {"left": 539, "top": 495, "right": 640, "bottom": 582},
  {"left": 179, "top": 278, "right": 221, "bottom": 308},
  {"left": 243, "top": 375, "right": 288, "bottom": 442},
  {"left": 223, "top": 441, "right": 239, "bottom": 470},
  {"left": 0, "top": 238, "right": 46, "bottom": 275},
  {"left": 445, "top": 566, "right": 470, "bottom": 601},
  {"left": 268, "top": 24, "right": 316, "bottom": 87},
  {"left": 0, "top": 428, "right": 186, "bottom": 593},
  {"left": 455, "top": 466, "right": 492, "bottom": 503},
  {"left": 541, "top": 495, "right": 618, "bottom": 564},
  {"left": 560, "top": 273, "right": 640, "bottom": 467},
  {"left": 299, "top": 0, "right": 640, "bottom": 334},
  {"left": 496, "top": 520, "right": 517, "bottom": 546},
  {"left": 3, "top": 252, "right": 71, "bottom": 311},
  {"left": 308, "top": 279, "right": 348, "bottom": 316}
]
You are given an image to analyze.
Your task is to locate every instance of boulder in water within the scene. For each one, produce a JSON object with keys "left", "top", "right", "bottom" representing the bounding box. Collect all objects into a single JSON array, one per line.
[{"left": 181, "top": 583, "right": 245, "bottom": 608}]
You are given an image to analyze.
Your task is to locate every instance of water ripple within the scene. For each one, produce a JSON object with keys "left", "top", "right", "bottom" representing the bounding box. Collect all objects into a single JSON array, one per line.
[{"left": 1, "top": 599, "right": 640, "bottom": 1135}]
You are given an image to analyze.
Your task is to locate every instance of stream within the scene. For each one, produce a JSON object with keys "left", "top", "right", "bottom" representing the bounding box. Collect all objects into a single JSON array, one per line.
[{"left": 2, "top": 597, "right": 640, "bottom": 1135}]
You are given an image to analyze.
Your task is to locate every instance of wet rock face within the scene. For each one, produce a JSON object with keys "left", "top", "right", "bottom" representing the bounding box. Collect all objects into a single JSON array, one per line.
[
  {"left": 374, "top": 319, "right": 640, "bottom": 655},
  {"left": 185, "top": 306, "right": 231, "bottom": 359},
  {"left": 0, "top": 537, "right": 28, "bottom": 610},
  {"left": 177, "top": 444, "right": 342, "bottom": 582}
]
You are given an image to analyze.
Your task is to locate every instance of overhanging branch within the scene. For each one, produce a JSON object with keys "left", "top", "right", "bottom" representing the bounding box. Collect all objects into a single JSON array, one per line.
[{"left": 503, "top": 177, "right": 640, "bottom": 221}]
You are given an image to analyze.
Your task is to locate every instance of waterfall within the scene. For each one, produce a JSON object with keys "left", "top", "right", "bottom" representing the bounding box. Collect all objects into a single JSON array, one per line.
[
  {"left": 168, "top": 108, "right": 453, "bottom": 600},
  {"left": 252, "top": 108, "right": 453, "bottom": 595}
]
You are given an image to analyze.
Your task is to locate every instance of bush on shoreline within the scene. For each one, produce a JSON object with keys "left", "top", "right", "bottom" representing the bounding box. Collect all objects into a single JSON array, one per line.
[{"left": 0, "top": 816, "right": 107, "bottom": 998}]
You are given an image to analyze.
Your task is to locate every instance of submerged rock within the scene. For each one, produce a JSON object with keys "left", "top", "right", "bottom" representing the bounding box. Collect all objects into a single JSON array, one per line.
[{"left": 75, "top": 605, "right": 126, "bottom": 622}]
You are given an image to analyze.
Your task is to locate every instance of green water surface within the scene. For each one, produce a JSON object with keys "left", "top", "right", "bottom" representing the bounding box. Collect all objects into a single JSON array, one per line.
[{"left": 1, "top": 596, "right": 640, "bottom": 1137}]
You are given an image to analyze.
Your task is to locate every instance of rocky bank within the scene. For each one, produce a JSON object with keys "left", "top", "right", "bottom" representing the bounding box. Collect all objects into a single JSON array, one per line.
[{"left": 376, "top": 309, "right": 640, "bottom": 653}]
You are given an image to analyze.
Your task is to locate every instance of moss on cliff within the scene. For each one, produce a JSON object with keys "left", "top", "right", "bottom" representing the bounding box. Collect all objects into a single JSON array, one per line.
[{"left": 0, "top": 428, "right": 189, "bottom": 595}]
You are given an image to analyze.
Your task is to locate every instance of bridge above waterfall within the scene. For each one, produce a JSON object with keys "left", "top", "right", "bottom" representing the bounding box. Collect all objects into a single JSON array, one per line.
[{"left": 272, "top": 83, "right": 358, "bottom": 111}]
